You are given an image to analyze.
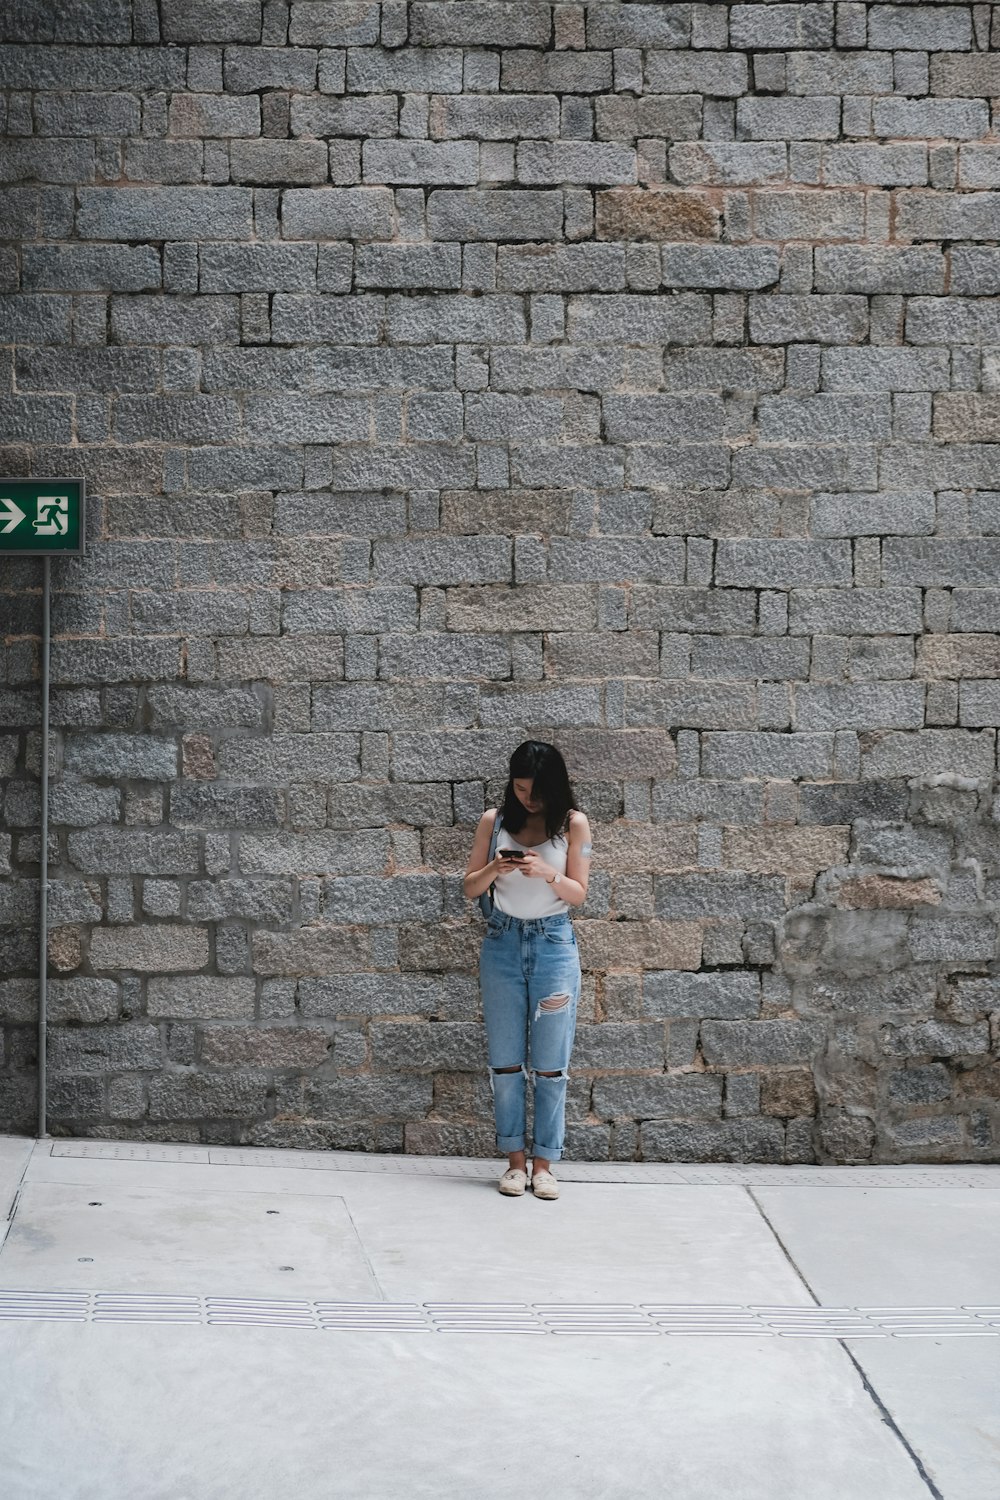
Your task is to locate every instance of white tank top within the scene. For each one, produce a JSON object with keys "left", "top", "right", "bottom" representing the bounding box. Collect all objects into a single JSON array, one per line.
[{"left": 493, "top": 826, "right": 570, "bottom": 918}]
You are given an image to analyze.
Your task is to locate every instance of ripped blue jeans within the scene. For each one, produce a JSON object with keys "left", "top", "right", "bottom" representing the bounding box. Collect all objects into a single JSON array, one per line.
[{"left": 479, "top": 910, "right": 581, "bottom": 1163}]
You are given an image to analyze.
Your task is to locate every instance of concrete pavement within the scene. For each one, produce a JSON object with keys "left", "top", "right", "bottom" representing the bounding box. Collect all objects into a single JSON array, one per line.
[{"left": 1, "top": 1134, "right": 998, "bottom": 1500}]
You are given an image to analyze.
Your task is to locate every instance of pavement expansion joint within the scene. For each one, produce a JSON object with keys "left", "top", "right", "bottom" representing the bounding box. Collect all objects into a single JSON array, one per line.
[{"left": 1, "top": 1290, "right": 998, "bottom": 1339}]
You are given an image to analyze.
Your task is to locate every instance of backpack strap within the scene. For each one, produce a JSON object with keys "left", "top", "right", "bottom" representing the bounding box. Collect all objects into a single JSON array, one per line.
[{"left": 478, "top": 809, "right": 502, "bottom": 918}]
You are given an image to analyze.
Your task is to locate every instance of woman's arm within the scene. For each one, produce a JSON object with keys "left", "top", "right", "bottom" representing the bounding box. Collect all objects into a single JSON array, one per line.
[
  {"left": 563, "top": 810, "right": 593, "bottom": 900},
  {"left": 554, "top": 809, "right": 592, "bottom": 909},
  {"left": 462, "top": 808, "right": 503, "bottom": 900},
  {"left": 509, "top": 812, "right": 593, "bottom": 906}
]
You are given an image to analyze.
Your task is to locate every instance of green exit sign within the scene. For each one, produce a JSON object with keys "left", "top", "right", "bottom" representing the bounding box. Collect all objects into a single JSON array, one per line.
[{"left": 0, "top": 478, "right": 85, "bottom": 555}]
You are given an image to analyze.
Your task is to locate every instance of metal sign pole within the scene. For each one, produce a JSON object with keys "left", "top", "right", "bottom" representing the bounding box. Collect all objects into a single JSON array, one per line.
[
  {"left": 0, "top": 477, "right": 84, "bottom": 1142},
  {"left": 37, "top": 556, "right": 50, "bottom": 1140}
]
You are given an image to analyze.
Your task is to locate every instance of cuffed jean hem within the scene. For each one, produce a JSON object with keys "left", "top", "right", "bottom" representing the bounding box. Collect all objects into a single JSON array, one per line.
[
  {"left": 497, "top": 1134, "right": 526, "bottom": 1151},
  {"left": 531, "top": 1145, "right": 563, "bottom": 1161}
]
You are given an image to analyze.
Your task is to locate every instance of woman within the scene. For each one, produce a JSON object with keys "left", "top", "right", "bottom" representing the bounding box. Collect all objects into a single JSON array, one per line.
[{"left": 462, "top": 741, "right": 593, "bottom": 1201}]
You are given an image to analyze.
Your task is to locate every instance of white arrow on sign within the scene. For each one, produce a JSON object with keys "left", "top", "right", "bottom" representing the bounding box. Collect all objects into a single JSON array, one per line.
[{"left": 0, "top": 497, "right": 27, "bottom": 534}]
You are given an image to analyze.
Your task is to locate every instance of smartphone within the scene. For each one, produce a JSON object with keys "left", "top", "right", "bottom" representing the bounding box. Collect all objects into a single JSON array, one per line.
[{"left": 500, "top": 849, "right": 526, "bottom": 860}]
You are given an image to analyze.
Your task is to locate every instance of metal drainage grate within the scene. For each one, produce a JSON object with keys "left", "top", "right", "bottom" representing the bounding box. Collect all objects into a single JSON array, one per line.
[
  {"left": 1, "top": 1290, "right": 998, "bottom": 1339},
  {"left": 45, "top": 1141, "right": 1000, "bottom": 1188}
]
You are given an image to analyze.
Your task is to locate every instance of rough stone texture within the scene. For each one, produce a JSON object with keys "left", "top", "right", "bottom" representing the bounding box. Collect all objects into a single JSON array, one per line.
[{"left": 2, "top": 1, "right": 1000, "bottom": 1164}]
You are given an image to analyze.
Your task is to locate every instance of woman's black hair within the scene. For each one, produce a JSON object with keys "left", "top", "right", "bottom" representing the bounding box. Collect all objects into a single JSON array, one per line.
[{"left": 499, "top": 740, "right": 579, "bottom": 843}]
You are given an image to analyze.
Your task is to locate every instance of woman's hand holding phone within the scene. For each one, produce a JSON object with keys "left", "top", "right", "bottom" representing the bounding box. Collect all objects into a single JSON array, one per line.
[
  {"left": 516, "top": 849, "right": 550, "bottom": 879},
  {"left": 493, "top": 849, "right": 552, "bottom": 880},
  {"left": 493, "top": 849, "right": 525, "bottom": 874}
]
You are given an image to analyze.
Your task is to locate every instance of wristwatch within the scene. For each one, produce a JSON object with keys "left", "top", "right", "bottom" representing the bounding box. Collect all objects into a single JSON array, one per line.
[{"left": 546, "top": 873, "right": 561, "bottom": 885}]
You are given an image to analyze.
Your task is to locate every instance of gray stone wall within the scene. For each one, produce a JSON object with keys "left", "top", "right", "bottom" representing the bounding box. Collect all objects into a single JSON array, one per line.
[{"left": 2, "top": 1, "right": 1000, "bottom": 1162}]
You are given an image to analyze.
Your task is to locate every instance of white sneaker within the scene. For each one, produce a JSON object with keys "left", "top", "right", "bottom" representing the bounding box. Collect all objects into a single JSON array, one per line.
[
  {"left": 530, "top": 1169, "right": 559, "bottom": 1200},
  {"left": 498, "top": 1167, "right": 528, "bottom": 1196}
]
